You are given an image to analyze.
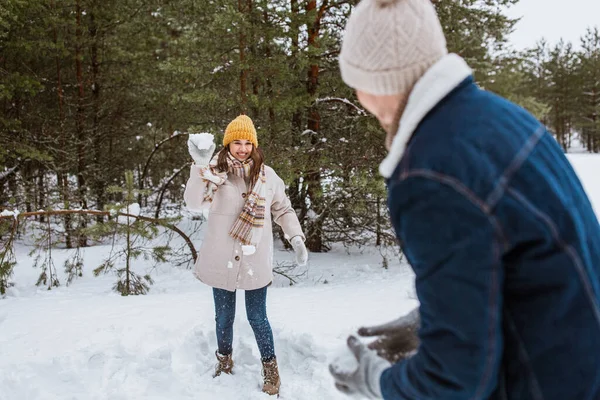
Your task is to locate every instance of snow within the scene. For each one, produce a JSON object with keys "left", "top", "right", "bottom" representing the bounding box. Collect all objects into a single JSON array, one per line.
[
  {"left": 242, "top": 245, "right": 256, "bottom": 255},
  {"left": 567, "top": 154, "right": 600, "bottom": 214},
  {"left": 0, "top": 166, "right": 18, "bottom": 180},
  {"left": 315, "top": 97, "right": 367, "bottom": 115},
  {"left": 0, "top": 209, "right": 19, "bottom": 219},
  {"left": 2, "top": 153, "right": 600, "bottom": 399},
  {"left": 307, "top": 209, "right": 318, "bottom": 221},
  {"left": 117, "top": 203, "right": 141, "bottom": 224},
  {"left": 188, "top": 133, "right": 215, "bottom": 150},
  {"left": 212, "top": 61, "right": 232, "bottom": 74},
  {"left": 0, "top": 237, "right": 415, "bottom": 400}
]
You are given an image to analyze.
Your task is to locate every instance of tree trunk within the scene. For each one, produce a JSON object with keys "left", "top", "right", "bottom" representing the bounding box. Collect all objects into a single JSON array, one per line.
[
  {"left": 288, "top": 0, "right": 306, "bottom": 227},
  {"left": 264, "top": 7, "right": 276, "bottom": 138},
  {"left": 75, "top": 0, "right": 88, "bottom": 246},
  {"left": 376, "top": 195, "right": 382, "bottom": 247},
  {"left": 23, "top": 163, "right": 33, "bottom": 213},
  {"left": 89, "top": 6, "right": 105, "bottom": 223},
  {"left": 238, "top": 0, "right": 248, "bottom": 112},
  {"left": 52, "top": 0, "right": 73, "bottom": 248},
  {"left": 38, "top": 170, "right": 46, "bottom": 223},
  {"left": 304, "top": 0, "right": 327, "bottom": 252}
]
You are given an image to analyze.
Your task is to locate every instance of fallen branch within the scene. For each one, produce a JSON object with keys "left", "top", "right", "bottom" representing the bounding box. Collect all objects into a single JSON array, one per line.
[
  {"left": 273, "top": 261, "right": 307, "bottom": 286},
  {"left": 0, "top": 209, "right": 197, "bottom": 262}
]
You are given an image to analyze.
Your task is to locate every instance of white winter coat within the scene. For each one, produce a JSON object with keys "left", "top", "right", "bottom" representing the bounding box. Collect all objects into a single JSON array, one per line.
[{"left": 184, "top": 164, "right": 304, "bottom": 291}]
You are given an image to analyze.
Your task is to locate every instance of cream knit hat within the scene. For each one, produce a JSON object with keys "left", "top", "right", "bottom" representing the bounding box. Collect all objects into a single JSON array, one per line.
[{"left": 339, "top": 0, "right": 448, "bottom": 96}]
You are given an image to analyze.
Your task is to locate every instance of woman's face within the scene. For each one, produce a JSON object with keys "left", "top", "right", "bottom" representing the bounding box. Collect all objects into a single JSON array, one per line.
[{"left": 229, "top": 140, "right": 253, "bottom": 161}]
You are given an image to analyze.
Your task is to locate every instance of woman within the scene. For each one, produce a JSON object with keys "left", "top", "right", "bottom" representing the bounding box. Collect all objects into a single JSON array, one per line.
[{"left": 184, "top": 115, "right": 308, "bottom": 396}]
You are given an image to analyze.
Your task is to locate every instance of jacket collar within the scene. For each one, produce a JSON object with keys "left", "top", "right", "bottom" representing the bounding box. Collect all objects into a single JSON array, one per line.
[{"left": 379, "top": 54, "right": 473, "bottom": 178}]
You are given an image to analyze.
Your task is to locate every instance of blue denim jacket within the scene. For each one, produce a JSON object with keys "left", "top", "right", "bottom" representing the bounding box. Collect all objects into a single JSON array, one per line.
[{"left": 380, "top": 71, "right": 600, "bottom": 398}]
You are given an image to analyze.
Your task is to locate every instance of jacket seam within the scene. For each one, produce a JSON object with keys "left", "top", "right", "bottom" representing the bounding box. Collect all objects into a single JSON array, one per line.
[
  {"left": 485, "top": 125, "right": 545, "bottom": 208},
  {"left": 504, "top": 310, "right": 545, "bottom": 400},
  {"left": 469, "top": 237, "right": 502, "bottom": 400},
  {"left": 399, "top": 170, "right": 505, "bottom": 398},
  {"left": 401, "top": 170, "right": 509, "bottom": 251},
  {"left": 507, "top": 187, "right": 600, "bottom": 329}
]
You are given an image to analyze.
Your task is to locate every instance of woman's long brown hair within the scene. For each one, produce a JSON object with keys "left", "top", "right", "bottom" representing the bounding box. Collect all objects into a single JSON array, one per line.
[{"left": 217, "top": 145, "right": 265, "bottom": 186}]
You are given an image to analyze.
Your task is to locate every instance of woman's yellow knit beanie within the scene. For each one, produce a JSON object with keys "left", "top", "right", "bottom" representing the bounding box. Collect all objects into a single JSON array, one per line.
[{"left": 223, "top": 115, "right": 258, "bottom": 148}]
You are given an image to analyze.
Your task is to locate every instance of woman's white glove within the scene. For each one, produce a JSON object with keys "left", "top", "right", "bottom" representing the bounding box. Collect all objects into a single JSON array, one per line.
[
  {"left": 187, "top": 133, "right": 216, "bottom": 166},
  {"left": 291, "top": 236, "right": 308, "bottom": 266}
]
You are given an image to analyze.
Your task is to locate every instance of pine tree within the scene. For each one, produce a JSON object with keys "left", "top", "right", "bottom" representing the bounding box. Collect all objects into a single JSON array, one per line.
[
  {"left": 0, "top": 217, "right": 18, "bottom": 295},
  {"left": 484, "top": 52, "right": 549, "bottom": 120},
  {"left": 31, "top": 215, "right": 61, "bottom": 290},
  {"left": 545, "top": 41, "right": 581, "bottom": 149},
  {"left": 89, "top": 171, "right": 169, "bottom": 296},
  {"left": 434, "top": 0, "right": 518, "bottom": 82},
  {"left": 1, "top": 0, "right": 556, "bottom": 259},
  {"left": 577, "top": 27, "right": 600, "bottom": 152}
]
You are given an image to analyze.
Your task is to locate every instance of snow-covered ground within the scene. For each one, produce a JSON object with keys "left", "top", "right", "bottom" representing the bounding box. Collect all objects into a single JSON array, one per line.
[
  {"left": 0, "top": 226, "right": 416, "bottom": 400},
  {"left": 1, "top": 153, "right": 599, "bottom": 400}
]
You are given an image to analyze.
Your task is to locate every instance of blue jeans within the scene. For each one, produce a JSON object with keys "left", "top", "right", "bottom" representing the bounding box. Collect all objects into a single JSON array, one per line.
[{"left": 213, "top": 285, "right": 275, "bottom": 361}]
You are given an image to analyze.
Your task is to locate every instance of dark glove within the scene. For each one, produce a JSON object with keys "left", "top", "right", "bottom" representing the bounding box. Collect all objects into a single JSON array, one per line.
[
  {"left": 330, "top": 336, "right": 391, "bottom": 399},
  {"left": 357, "top": 307, "right": 420, "bottom": 363}
]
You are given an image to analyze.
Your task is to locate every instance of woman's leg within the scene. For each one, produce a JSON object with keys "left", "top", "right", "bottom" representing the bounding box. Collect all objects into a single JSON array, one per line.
[
  {"left": 245, "top": 285, "right": 275, "bottom": 361},
  {"left": 213, "top": 288, "right": 236, "bottom": 355}
]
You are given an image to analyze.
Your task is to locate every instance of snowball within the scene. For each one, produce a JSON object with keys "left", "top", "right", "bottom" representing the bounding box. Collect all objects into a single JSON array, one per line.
[
  {"left": 188, "top": 133, "right": 214, "bottom": 150},
  {"left": 227, "top": 261, "right": 233, "bottom": 269},
  {"left": 242, "top": 245, "right": 256, "bottom": 255},
  {"left": 330, "top": 346, "right": 359, "bottom": 375},
  {"left": 247, "top": 269, "right": 254, "bottom": 277}
]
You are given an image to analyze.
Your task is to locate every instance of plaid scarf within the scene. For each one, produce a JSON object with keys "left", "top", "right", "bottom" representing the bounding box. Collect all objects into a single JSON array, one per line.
[{"left": 199, "top": 151, "right": 266, "bottom": 246}]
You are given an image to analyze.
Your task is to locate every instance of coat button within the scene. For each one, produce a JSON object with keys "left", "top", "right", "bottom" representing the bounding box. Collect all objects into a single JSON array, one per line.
[
  {"left": 235, "top": 255, "right": 240, "bottom": 261},
  {"left": 242, "top": 193, "right": 247, "bottom": 198}
]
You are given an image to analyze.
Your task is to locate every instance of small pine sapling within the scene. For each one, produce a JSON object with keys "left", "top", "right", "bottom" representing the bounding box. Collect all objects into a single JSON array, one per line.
[
  {"left": 89, "top": 171, "right": 170, "bottom": 296},
  {"left": 0, "top": 217, "right": 18, "bottom": 295}
]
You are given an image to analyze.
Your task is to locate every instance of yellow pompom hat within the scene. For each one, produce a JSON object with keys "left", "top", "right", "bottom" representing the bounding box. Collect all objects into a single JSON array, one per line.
[{"left": 223, "top": 115, "right": 258, "bottom": 148}]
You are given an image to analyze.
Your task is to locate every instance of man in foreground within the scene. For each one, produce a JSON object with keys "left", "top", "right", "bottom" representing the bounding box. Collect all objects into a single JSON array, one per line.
[{"left": 329, "top": 0, "right": 600, "bottom": 399}]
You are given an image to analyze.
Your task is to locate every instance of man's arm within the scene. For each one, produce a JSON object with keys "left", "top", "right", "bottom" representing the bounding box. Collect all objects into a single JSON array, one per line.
[{"left": 382, "top": 175, "right": 504, "bottom": 399}]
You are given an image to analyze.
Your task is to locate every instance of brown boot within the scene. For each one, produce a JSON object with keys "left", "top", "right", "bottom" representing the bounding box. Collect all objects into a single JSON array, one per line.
[
  {"left": 213, "top": 351, "right": 234, "bottom": 377},
  {"left": 261, "top": 358, "right": 281, "bottom": 396}
]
